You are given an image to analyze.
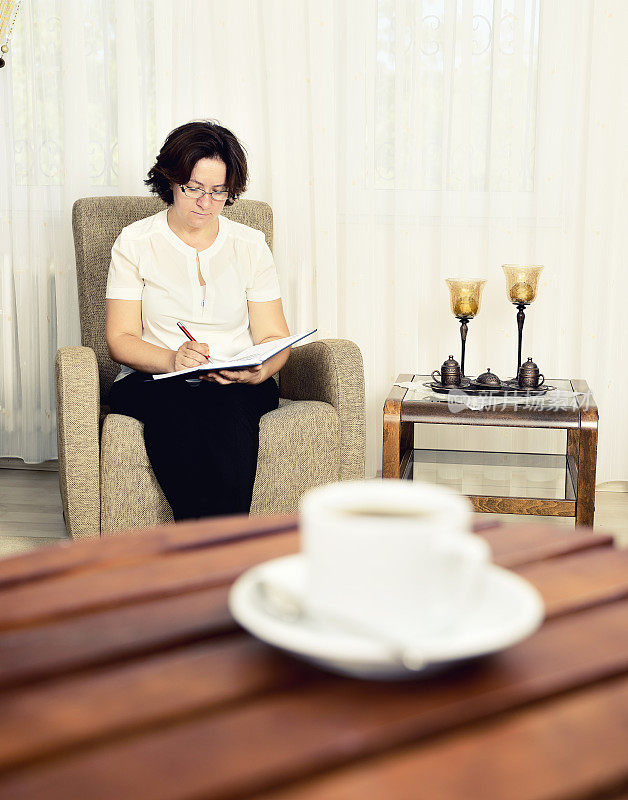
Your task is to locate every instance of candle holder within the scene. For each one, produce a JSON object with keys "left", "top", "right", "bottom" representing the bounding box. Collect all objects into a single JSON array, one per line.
[
  {"left": 502, "top": 265, "right": 544, "bottom": 377},
  {"left": 445, "top": 279, "right": 487, "bottom": 377}
]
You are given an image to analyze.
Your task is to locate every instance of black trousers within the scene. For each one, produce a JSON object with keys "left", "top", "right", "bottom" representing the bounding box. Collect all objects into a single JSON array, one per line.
[{"left": 108, "top": 371, "right": 279, "bottom": 521}]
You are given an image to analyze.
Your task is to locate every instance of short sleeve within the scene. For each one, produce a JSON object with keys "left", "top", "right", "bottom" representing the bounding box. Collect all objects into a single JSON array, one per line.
[
  {"left": 246, "top": 236, "right": 281, "bottom": 302},
  {"left": 106, "top": 231, "right": 144, "bottom": 301}
]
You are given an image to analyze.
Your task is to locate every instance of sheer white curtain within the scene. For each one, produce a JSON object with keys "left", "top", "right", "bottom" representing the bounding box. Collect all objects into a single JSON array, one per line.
[
  {"left": 1, "top": 0, "right": 153, "bottom": 461},
  {"left": 331, "top": 0, "right": 628, "bottom": 479},
  {"left": 2, "top": 0, "right": 627, "bottom": 483}
]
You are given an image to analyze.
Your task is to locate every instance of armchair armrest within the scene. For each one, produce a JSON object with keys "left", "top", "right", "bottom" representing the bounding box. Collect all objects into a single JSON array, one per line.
[
  {"left": 55, "top": 346, "right": 101, "bottom": 538},
  {"left": 279, "top": 339, "right": 365, "bottom": 480}
]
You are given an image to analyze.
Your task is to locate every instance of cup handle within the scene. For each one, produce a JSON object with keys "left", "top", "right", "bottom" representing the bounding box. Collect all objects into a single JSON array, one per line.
[
  {"left": 538, "top": 374, "right": 545, "bottom": 387},
  {"left": 440, "top": 535, "right": 490, "bottom": 573},
  {"left": 430, "top": 537, "right": 489, "bottom": 629},
  {"left": 431, "top": 370, "right": 441, "bottom": 383}
]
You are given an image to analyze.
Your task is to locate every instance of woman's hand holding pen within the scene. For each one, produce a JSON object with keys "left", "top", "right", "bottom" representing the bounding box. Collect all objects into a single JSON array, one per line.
[
  {"left": 173, "top": 320, "right": 209, "bottom": 372},
  {"left": 174, "top": 321, "right": 265, "bottom": 383},
  {"left": 172, "top": 340, "right": 210, "bottom": 372}
]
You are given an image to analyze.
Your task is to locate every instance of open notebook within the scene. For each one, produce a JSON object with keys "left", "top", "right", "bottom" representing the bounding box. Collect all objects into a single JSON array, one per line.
[{"left": 152, "top": 330, "right": 317, "bottom": 380}]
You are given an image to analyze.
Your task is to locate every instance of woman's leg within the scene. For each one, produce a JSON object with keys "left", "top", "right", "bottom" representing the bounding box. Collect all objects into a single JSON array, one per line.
[{"left": 108, "top": 373, "right": 279, "bottom": 520}]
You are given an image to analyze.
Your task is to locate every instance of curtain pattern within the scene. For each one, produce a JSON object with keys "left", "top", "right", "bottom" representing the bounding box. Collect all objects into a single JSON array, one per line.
[
  {"left": 1, "top": 0, "right": 626, "bottom": 484},
  {"left": 375, "top": 0, "right": 541, "bottom": 192}
]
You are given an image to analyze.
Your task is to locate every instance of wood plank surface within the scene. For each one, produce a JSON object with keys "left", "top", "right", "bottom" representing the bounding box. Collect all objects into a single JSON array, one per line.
[
  {"left": 574, "top": 379, "right": 599, "bottom": 527},
  {"left": 480, "top": 524, "right": 613, "bottom": 567},
  {"left": 468, "top": 495, "right": 575, "bottom": 516},
  {"left": 516, "top": 547, "right": 628, "bottom": 616},
  {"left": 382, "top": 374, "right": 413, "bottom": 479},
  {"left": 0, "top": 525, "right": 615, "bottom": 687},
  {"left": 0, "top": 594, "right": 626, "bottom": 798},
  {"left": 257, "top": 676, "right": 628, "bottom": 800},
  {"left": 0, "top": 586, "right": 235, "bottom": 688},
  {"left": 0, "top": 531, "right": 299, "bottom": 630},
  {"left": 1, "top": 570, "right": 625, "bottom": 777},
  {"left": 0, "top": 514, "right": 298, "bottom": 590},
  {"left": 0, "top": 564, "right": 628, "bottom": 800},
  {"left": 0, "top": 518, "right": 623, "bottom": 800},
  {"left": 0, "top": 637, "right": 321, "bottom": 772},
  {"left": 0, "top": 522, "right": 611, "bottom": 629},
  {"left": 0, "top": 529, "right": 619, "bottom": 691}
]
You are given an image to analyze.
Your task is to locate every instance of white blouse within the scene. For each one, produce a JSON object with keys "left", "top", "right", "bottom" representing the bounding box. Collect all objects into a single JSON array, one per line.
[{"left": 106, "top": 209, "right": 281, "bottom": 378}]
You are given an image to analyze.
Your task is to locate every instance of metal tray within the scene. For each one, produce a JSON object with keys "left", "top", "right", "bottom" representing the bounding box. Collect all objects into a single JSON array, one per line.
[
  {"left": 428, "top": 377, "right": 471, "bottom": 390},
  {"left": 424, "top": 381, "right": 555, "bottom": 397}
]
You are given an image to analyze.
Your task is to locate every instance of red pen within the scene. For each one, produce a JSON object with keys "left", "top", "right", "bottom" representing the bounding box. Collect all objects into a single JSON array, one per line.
[
  {"left": 177, "top": 321, "right": 197, "bottom": 342},
  {"left": 177, "top": 321, "right": 210, "bottom": 360}
]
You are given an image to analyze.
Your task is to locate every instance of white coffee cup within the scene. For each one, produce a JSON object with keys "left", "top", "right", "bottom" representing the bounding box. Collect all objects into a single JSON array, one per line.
[{"left": 300, "top": 480, "right": 490, "bottom": 644}]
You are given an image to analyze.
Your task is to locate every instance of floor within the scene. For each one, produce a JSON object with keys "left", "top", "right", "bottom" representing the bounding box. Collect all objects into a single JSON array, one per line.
[
  {"left": 0, "top": 464, "right": 68, "bottom": 558},
  {"left": 0, "top": 463, "right": 626, "bottom": 559}
]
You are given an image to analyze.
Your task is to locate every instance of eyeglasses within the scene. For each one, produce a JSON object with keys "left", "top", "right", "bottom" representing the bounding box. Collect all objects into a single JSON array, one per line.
[{"left": 179, "top": 184, "right": 229, "bottom": 202}]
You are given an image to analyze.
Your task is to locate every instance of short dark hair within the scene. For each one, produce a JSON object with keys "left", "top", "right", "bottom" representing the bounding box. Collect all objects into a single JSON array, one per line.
[{"left": 145, "top": 120, "right": 248, "bottom": 206}]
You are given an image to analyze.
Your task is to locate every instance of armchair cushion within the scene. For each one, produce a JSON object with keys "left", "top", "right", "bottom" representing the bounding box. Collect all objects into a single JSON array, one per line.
[
  {"left": 251, "top": 399, "right": 340, "bottom": 515},
  {"left": 100, "top": 414, "right": 173, "bottom": 535},
  {"left": 99, "top": 399, "right": 340, "bottom": 534}
]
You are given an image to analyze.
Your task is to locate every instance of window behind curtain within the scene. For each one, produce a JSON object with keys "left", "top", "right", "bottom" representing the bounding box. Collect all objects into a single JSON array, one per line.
[
  {"left": 10, "top": 0, "right": 157, "bottom": 188},
  {"left": 375, "top": 0, "right": 541, "bottom": 192}
]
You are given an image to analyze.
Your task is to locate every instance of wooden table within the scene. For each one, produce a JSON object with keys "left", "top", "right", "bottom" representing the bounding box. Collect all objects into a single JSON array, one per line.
[
  {"left": 0, "top": 515, "right": 626, "bottom": 800},
  {"left": 383, "top": 375, "right": 599, "bottom": 527}
]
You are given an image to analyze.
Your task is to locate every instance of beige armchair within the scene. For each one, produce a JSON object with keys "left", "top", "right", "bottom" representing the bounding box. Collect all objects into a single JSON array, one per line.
[{"left": 55, "top": 196, "right": 365, "bottom": 538}]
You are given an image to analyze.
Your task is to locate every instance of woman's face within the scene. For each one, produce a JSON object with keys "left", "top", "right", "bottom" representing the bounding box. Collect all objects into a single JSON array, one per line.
[{"left": 170, "top": 157, "right": 228, "bottom": 232}]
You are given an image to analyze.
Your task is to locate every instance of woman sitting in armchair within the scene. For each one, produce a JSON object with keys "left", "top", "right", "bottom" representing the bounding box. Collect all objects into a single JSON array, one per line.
[{"left": 105, "top": 120, "right": 290, "bottom": 521}]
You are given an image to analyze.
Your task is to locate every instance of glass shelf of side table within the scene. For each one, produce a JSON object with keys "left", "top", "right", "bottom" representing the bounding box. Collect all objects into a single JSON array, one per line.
[
  {"left": 383, "top": 375, "right": 598, "bottom": 525},
  {"left": 403, "top": 449, "right": 576, "bottom": 502}
]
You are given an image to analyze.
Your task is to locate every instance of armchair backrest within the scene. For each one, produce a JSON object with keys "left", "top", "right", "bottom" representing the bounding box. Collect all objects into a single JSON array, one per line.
[{"left": 71, "top": 196, "right": 274, "bottom": 402}]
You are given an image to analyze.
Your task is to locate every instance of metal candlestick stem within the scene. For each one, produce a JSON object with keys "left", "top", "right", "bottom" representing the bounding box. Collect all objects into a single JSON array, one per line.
[
  {"left": 516, "top": 303, "right": 526, "bottom": 376},
  {"left": 458, "top": 317, "right": 470, "bottom": 377}
]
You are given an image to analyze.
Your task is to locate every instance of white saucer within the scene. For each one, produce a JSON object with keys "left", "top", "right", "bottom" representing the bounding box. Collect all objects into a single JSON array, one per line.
[{"left": 228, "top": 554, "right": 545, "bottom": 680}]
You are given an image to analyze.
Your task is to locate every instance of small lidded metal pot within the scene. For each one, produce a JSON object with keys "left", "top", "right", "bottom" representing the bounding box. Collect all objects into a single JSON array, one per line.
[
  {"left": 432, "top": 356, "right": 462, "bottom": 387},
  {"left": 475, "top": 368, "right": 502, "bottom": 388},
  {"left": 518, "top": 357, "right": 545, "bottom": 389}
]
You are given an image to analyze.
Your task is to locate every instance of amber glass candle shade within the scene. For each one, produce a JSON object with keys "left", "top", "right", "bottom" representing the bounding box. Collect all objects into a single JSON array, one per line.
[
  {"left": 502, "top": 265, "right": 544, "bottom": 305},
  {"left": 445, "top": 279, "right": 486, "bottom": 377},
  {"left": 445, "top": 279, "right": 487, "bottom": 319}
]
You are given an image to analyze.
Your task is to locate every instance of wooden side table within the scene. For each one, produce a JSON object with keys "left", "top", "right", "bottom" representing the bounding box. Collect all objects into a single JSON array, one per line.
[{"left": 383, "top": 375, "right": 598, "bottom": 527}]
